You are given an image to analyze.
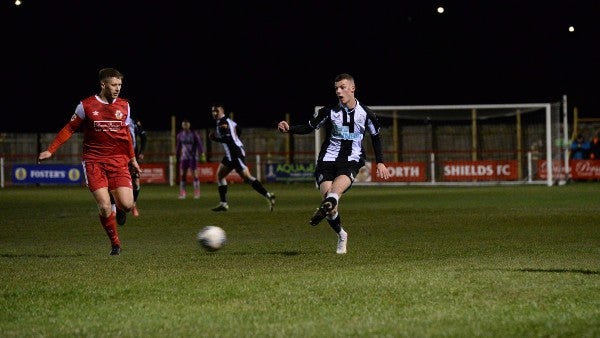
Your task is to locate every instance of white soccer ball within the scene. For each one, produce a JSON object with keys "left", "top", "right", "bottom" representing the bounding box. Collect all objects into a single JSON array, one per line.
[{"left": 197, "top": 226, "right": 226, "bottom": 252}]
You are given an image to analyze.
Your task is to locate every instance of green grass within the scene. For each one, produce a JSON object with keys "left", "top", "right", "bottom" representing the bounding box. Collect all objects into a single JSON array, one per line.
[{"left": 1, "top": 183, "right": 600, "bottom": 337}]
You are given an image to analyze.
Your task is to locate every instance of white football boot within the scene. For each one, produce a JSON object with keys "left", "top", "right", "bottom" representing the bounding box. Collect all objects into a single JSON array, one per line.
[{"left": 336, "top": 229, "right": 348, "bottom": 254}]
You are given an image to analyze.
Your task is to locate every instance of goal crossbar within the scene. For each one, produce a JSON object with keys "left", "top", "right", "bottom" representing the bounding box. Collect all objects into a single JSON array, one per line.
[{"left": 314, "top": 102, "right": 565, "bottom": 186}]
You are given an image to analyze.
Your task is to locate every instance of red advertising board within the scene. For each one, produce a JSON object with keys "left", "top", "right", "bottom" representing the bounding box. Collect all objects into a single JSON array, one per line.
[
  {"left": 536, "top": 160, "right": 567, "bottom": 180},
  {"left": 538, "top": 159, "right": 600, "bottom": 180},
  {"left": 368, "top": 162, "right": 427, "bottom": 182},
  {"left": 139, "top": 162, "right": 244, "bottom": 184},
  {"left": 442, "top": 160, "right": 518, "bottom": 181},
  {"left": 139, "top": 163, "right": 168, "bottom": 184},
  {"left": 570, "top": 160, "right": 600, "bottom": 180},
  {"left": 196, "top": 163, "right": 244, "bottom": 183},
  {"left": 143, "top": 159, "right": 597, "bottom": 184}
]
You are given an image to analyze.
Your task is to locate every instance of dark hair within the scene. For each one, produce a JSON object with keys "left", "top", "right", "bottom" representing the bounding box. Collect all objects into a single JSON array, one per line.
[
  {"left": 211, "top": 102, "right": 225, "bottom": 111},
  {"left": 334, "top": 73, "right": 354, "bottom": 83},
  {"left": 99, "top": 68, "right": 123, "bottom": 82}
]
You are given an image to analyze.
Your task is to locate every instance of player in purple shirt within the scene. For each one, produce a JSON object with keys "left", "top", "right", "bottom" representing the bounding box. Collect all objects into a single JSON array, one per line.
[{"left": 176, "top": 119, "right": 205, "bottom": 199}]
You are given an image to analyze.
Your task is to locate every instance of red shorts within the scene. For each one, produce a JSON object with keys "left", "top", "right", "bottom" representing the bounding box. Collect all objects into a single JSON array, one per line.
[{"left": 83, "top": 160, "right": 133, "bottom": 192}]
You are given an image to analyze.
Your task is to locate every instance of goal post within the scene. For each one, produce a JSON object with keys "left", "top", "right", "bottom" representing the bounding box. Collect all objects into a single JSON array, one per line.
[{"left": 314, "top": 101, "right": 566, "bottom": 186}]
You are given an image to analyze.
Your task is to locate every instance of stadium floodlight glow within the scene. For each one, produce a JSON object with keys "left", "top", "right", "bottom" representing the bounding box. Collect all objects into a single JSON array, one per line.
[
  {"left": 15, "top": 0, "right": 22, "bottom": 6},
  {"left": 437, "top": 7, "right": 445, "bottom": 14}
]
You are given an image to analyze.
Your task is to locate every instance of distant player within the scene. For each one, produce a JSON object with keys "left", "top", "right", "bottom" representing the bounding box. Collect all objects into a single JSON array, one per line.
[
  {"left": 130, "top": 118, "right": 147, "bottom": 215},
  {"left": 110, "top": 116, "right": 146, "bottom": 224},
  {"left": 209, "top": 103, "right": 275, "bottom": 212},
  {"left": 176, "top": 119, "right": 204, "bottom": 199},
  {"left": 110, "top": 119, "right": 147, "bottom": 225}
]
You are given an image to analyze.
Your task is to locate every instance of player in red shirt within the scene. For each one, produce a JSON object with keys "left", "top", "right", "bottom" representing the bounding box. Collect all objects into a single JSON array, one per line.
[{"left": 38, "top": 68, "right": 141, "bottom": 256}]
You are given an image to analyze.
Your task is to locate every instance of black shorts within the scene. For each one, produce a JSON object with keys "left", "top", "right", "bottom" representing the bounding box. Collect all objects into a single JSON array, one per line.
[
  {"left": 315, "top": 161, "right": 362, "bottom": 186},
  {"left": 221, "top": 156, "right": 248, "bottom": 173}
]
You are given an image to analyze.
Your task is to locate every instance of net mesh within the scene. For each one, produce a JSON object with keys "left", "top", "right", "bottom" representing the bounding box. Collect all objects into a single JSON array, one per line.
[{"left": 317, "top": 102, "right": 566, "bottom": 185}]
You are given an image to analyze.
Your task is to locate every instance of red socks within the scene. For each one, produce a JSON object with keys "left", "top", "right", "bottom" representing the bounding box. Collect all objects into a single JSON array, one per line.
[{"left": 100, "top": 212, "right": 121, "bottom": 247}]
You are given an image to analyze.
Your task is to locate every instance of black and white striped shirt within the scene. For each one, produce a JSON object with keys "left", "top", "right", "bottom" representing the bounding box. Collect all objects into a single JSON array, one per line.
[
  {"left": 213, "top": 116, "right": 245, "bottom": 161},
  {"left": 308, "top": 100, "right": 384, "bottom": 164}
]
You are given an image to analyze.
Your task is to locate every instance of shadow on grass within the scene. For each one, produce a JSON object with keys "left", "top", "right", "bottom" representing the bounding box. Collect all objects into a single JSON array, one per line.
[
  {"left": 269, "top": 251, "right": 302, "bottom": 256},
  {"left": 516, "top": 268, "right": 600, "bottom": 275},
  {"left": 228, "top": 251, "right": 303, "bottom": 256},
  {"left": 0, "top": 253, "right": 87, "bottom": 258}
]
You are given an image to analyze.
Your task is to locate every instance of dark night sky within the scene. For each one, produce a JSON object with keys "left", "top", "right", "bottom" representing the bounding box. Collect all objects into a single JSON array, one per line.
[{"left": 1, "top": 0, "right": 598, "bottom": 133}]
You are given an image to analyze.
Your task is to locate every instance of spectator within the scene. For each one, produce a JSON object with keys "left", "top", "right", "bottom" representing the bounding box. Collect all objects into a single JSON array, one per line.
[
  {"left": 589, "top": 132, "right": 600, "bottom": 160},
  {"left": 570, "top": 134, "right": 590, "bottom": 160}
]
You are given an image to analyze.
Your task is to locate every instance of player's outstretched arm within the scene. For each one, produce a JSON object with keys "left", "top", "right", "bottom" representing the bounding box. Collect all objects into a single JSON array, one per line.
[
  {"left": 376, "top": 163, "right": 390, "bottom": 180},
  {"left": 38, "top": 151, "right": 52, "bottom": 162},
  {"left": 277, "top": 121, "right": 289, "bottom": 133},
  {"left": 38, "top": 118, "right": 81, "bottom": 163},
  {"left": 279, "top": 122, "right": 313, "bottom": 135}
]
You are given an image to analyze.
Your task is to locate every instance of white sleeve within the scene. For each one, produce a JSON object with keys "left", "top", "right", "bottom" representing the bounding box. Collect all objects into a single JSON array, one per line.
[
  {"left": 125, "top": 110, "right": 136, "bottom": 149},
  {"left": 74, "top": 102, "right": 85, "bottom": 119}
]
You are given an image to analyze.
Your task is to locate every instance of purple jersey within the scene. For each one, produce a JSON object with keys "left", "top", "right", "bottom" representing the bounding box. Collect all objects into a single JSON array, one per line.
[{"left": 176, "top": 130, "right": 203, "bottom": 162}]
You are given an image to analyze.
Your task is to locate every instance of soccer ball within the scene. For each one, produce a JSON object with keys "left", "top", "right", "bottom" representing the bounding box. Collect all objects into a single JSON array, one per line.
[{"left": 197, "top": 226, "right": 226, "bottom": 252}]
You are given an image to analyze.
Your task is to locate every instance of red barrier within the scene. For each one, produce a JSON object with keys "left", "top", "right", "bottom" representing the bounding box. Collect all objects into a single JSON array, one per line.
[
  {"left": 139, "top": 162, "right": 244, "bottom": 184},
  {"left": 443, "top": 160, "right": 518, "bottom": 181},
  {"left": 195, "top": 163, "right": 244, "bottom": 183},
  {"left": 538, "top": 159, "right": 600, "bottom": 180},
  {"left": 139, "top": 163, "right": 168, "bottom": 184},
  {"left": 370, "top": 162, "right": 427, "bottom": 182}
]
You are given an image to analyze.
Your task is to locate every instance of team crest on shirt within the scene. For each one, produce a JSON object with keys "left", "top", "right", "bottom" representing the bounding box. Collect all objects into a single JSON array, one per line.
[{"left": 115, "top": 110, "right": 123, "bottom": 120}]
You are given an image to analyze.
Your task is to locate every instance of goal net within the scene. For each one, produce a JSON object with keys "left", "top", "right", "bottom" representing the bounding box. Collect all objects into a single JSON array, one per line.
[{"left": 314, "top": 102, "right": 567, "bottom": 186}]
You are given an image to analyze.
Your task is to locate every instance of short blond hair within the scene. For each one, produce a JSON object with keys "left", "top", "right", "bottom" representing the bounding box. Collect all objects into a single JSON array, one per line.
[{"left": 99, "top": 68, "right": 123, "bottom": 82}]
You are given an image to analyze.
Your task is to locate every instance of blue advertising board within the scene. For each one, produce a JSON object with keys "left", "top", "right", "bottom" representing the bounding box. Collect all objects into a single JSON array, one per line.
[
  {"left": 12, "top": 164, "right": 84, "bottom": 185},
  {"left": 265, "top": 163, "right": 314, "bottom": 183}
]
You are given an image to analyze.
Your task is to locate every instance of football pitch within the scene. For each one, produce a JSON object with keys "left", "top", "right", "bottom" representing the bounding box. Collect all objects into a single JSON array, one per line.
[{"left": 1, "top": 182, "right": 599, "bottom": 337}]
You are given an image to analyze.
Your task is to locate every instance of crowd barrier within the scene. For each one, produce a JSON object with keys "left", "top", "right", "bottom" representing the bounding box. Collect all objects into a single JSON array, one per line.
[{"left": 5, "top": 158, "right": 600, "bottom": 187}]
